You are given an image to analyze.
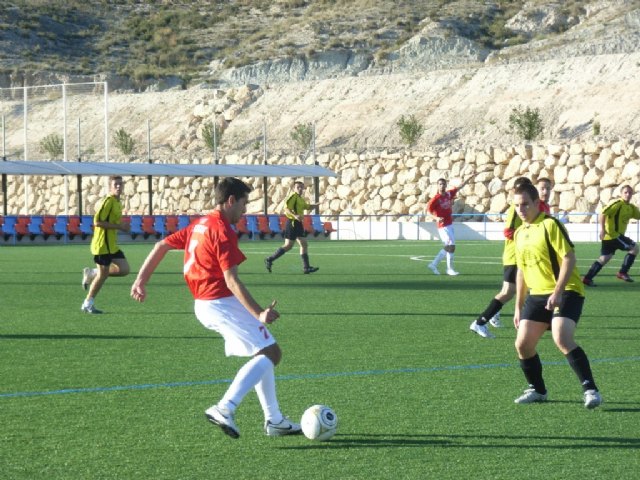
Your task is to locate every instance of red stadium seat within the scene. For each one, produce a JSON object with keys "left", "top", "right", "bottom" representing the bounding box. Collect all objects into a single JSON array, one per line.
[
  {"left": 166, "top": 215, "right": 179, "bottom": 234},
  {"left": 235, "top": 216, "right": 250, "bottom": 239}
]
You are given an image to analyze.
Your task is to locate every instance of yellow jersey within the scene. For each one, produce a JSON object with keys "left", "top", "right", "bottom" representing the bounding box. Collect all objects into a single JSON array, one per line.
[
  {"left": 284, "top": 192, "right": 311, "bottom": 222},
  {"left": 502, "top": 204, "right": 522, "bottom": 266},
  {"left": 601, "top": 199, "right": 640, "bottom": 240},
  {"left": 90, "top": 195, "right": 122, "bottom": 255},
  {"left": 514, "top": 212, "right": 584, "bottom": 296}
]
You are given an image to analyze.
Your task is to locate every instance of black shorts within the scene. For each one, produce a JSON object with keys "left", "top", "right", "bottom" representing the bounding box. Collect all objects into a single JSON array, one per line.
[
  {"left": 521, "top": 290, "right": 584, "bottom": 324},
  {"left": 503, "top": 265, "right": 517, "bottom": 283},
  {"left": 283, "top": 219, "right": 305, "bottom": 241},
  {"left": 94, "top": 250, "right": 126, "bottom": 267},
  {"left": 601, "top": 235, "right": 635, "bottom": 256}
]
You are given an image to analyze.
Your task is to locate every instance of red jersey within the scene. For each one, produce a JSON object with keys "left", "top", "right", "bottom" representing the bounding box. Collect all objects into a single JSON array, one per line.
[
  {"left": 427, "top": 188, "right": 458, "bottom": 228},
  {"left": 539, "top": 200, "right": 550, "bottom": 214},
  {"left": 164, "top": 210, "right": 246, "bottom": 300}
]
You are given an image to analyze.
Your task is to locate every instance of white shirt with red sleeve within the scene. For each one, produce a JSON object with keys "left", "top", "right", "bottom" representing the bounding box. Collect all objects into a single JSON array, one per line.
[
  {"left": 164, "top": 210, "right": 246, "bottom": 300},
  {"left": 426, "top": 188, "right": 457, "bottom": 228}
]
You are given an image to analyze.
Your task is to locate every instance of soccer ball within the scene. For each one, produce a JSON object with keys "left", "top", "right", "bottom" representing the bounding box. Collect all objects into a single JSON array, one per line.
[{"left": 300, "top": 405, "right": 338, "bottom": 441}]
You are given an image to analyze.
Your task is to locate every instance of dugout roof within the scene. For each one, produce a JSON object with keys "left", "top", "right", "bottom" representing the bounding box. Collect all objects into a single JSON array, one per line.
[{"left": 0, "top": 160, "right": 336, "bottom": 178}]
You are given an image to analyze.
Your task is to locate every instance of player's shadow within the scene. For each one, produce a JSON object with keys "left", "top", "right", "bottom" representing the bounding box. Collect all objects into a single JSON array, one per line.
[
  {"left": 0, "top": 333, "right": 215, "bottom": 341},
  {"left": 280, "top": 432, "right": 640, "bottom": 450},
  {"left": 268, "top": 280, "right": 502, "bottom": 292}
]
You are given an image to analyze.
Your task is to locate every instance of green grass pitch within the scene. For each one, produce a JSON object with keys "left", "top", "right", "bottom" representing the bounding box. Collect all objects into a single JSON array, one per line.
[{"left": 1, "top": 240, "right": 639, "bottom": 479}]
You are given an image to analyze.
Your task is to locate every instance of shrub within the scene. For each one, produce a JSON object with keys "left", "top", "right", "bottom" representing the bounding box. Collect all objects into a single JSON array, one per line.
[
  {"left": 113, "top": 128, "right": 136, "bottom": 155},
  {"left": 508, "top": 106, "right": 544, "bottom": 141},
  {"left": 202, "top": 121, "right": 223, "bottom": 151},
  {"left": 397, "top": 114, "right": 424, "bottom": 147},
  {"left": 39, "top": 133, "right": 64, "bottom": 159},
  {"left": 290, "top": 122, "right": 313, "bottom": 152}
]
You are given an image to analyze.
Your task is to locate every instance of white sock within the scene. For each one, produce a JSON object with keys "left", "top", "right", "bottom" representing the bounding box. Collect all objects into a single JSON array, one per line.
[
  {"left": 255, "top": 362, "right": 282, "bottom": 424},
  {"left": 446, "top": 252, "right": 455, "bottom": 270},
  {"left": 219, "top": 355, "right": 272, "bottom": 413},
  {"left": 432, "top": 249, "right": 446, "bottom": 266},
  {"left": 83, "top": 297, "right": 94, "bottom": 307}
]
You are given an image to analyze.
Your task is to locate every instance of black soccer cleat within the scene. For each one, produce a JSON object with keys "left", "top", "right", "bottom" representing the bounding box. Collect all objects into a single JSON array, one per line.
[
  {"left": 304, "top": 266, "right": 319, "bottom": 274},
  {"left": 264, "top": 257, "right": 273, "bottom": 273}
]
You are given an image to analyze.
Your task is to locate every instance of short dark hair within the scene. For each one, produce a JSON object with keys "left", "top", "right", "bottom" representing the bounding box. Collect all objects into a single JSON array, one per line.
[
  {"left": 536, "top": 177, "right": 552, "bottom": 185},
  {"left": 513, "top": 176, "right": 532, "bottom": 189},
  {"left": 214, "top": 177, "right": 252, "bottom": 205},
  {"left": 109, "top": 175, "right": 123, "bottom": 183},
  {"left": 514, "top": 182, "right": 539, "bottom": 201},
  {"left": 437, "top": 178, "right": 447, "bottom": 184}
]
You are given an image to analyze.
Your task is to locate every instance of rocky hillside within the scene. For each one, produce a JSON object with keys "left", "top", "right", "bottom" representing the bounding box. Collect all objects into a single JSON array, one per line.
[{"left": 1, "top": 0, "right": 639, "bottom": 153}]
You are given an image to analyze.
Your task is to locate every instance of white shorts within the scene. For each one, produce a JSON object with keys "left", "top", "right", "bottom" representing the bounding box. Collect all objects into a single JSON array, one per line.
[
  {"left": 438, "top": 225, "right": 455, "bottom": 246},
  {"left": 194, "top": 296, "right": 276, "bottom": 357}
]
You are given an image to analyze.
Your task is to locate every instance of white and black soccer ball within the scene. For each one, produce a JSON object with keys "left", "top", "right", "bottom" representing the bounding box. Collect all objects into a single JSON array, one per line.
[{"left": 300, "top": 404, "right": 338, "bottom": 441}]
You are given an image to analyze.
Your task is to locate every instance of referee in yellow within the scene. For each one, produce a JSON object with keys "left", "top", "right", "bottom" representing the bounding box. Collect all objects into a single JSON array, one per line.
[
  {"left": 265, "top": 181, "right": 319, "bottom": 274},
  {"left": 512, "top": 182, "right": 602, "bottom": 409}
]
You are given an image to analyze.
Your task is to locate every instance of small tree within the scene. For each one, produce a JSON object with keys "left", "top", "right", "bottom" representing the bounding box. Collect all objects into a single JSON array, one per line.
[
  {"left": 113, "top": 128, "right": 136, "bottom": 155},
  {"left": 592, "top": 113, "right": 601, "bottom": 136},
  {"left": 508, "top": 106, "right": 544, "bottom": 141},
  {"left": 397, "top": 114, "right": 424, "bottom": 147},
  {"left": 39, "top": 133, "right": 64, "bottom": 159},
  {"left": 202, "top": 121, "right": 223, "bottom": 152},
  {"left": 290, "top": 122, "right": 313, "bottom": 153}
]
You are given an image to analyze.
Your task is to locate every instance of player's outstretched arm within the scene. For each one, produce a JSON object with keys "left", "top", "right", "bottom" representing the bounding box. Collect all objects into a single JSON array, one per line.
[
  {"left": 458, "top": 172, "right": 477, "bottom": 190},
  {"left": 131, "top": 240, "right": 174, "bottom": 302}
]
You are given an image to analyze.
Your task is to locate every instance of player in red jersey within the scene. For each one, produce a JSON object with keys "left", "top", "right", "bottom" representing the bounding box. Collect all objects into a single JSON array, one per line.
[
  {"left": 426, "top": 175, "right": 474, "bottom": 276},
  {"left": 537, "top": 177, "right": 552, "bottom": 215},
  {"left": 131, "top": 177, "right": 301, "bottom": 439}
]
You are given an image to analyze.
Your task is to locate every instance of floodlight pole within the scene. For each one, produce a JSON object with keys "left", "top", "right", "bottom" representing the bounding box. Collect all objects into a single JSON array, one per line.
[
  {"left": 104, "top": 82, "right": 109, "bottom": 162},
  {"left": 262, "top": 121, "right": 268, "bottom": 215},
  {"left": 2, "top": 115, "right": 7, "bottom": 215},
  {"left": 77, "top": 118, "right": 83, "bottom": 216},
  {"left": 62, "top": 83, "right": 67, "bottom": 161},
  {"left": 23, "top": 84, "right": 29, "bottom": 214},
  {"left": 147, "top": 120, "right": 153, "bottom": 216},
  {"left": 313, "top": 122, "right": 319, "bottom": 213},
  {"left": 213, "top": 112, "right": 219, "bottom": 188}
]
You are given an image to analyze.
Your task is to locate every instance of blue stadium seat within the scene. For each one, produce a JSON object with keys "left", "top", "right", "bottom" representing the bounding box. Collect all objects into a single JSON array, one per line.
[
  {"left": 268, "top": 215, "right": 283, "bottom": 238},
  {"left": 79, "top": 215, "right": 94, "bottom": 239},
  {"left": 178, "top": 215, "right": 191, "bottom": 230},
  {"left": 129, "top": 215, "right": 143, "bottom": 239},
  {"left": 28, "top": 215, "right": 44, "bottom": 240},
  {"left": 153, "top": 215, "right": 167, "bottom": 238},
  {"left": 53, "top": 216, "right": 68, "bottom": 241},
  {"left": 311, "top": 215, "right": 325, "bottom": 236},
  {"left": 245, "top": 215, "right": 262, "bottom": 239},
  {"left": 1, "top": 215, "right": 18, "bottom": 244}
]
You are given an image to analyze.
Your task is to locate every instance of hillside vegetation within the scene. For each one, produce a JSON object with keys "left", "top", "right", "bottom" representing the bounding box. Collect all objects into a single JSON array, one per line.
[{"left": 0, "top": 0, "right": 593, "bottom": 86}]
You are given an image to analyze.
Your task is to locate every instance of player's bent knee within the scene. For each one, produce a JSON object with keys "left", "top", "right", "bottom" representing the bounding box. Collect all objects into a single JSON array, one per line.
[{"left": 259, "top": 344, "right": 282, "bottom": 366}]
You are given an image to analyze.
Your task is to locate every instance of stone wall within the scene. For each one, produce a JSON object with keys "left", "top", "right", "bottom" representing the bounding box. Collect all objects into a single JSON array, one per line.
[{"left": 3, "top": 139, "right": 639, "bottom": 222}]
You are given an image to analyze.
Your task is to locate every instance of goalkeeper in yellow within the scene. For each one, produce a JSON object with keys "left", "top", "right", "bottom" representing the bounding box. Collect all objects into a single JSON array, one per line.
[
  {"left": 265, "top": 181, "right": 319, "bottom": 274},
  {"left": 582, "top": 184, "right": 640, "bottom": 285},
  {"left": 512, "top": 182, "right": 602, "bottom": 409}
]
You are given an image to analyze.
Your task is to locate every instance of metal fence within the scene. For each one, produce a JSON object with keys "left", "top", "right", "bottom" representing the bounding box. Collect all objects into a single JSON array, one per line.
[
  {"left": 0, "top": 82, "right": 108, "bottom": 162},
  {"left": 320, "top": 212, "right": 639, "bottom": 243}
]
